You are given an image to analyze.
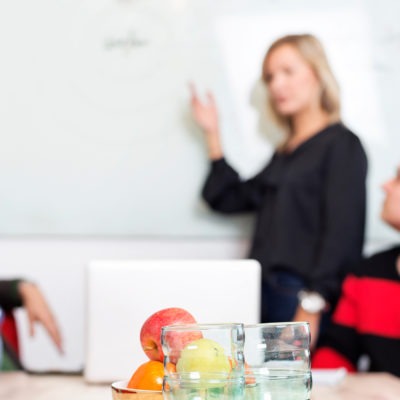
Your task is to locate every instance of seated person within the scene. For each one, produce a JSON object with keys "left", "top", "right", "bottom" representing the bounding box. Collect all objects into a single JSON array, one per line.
[
  {"left": 0, "top": 279, "right": 63, "bottom": 370},
  {"left": 312, "top": 166, "right": 400, "bottom": 376}
]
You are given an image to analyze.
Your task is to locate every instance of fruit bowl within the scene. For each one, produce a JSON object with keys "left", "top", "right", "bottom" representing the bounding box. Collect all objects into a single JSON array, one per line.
[{"left": 111, "top": 380, "right": 163, "bottom": 400}]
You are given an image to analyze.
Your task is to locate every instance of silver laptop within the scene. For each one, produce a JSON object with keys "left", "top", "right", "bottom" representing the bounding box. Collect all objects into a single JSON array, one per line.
[{"left": 84, "top": 259, "right": 261, "bottom": 383}]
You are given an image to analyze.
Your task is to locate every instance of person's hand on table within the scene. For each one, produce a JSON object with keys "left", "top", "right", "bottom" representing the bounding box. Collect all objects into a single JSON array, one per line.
[{"left": 18, "top": 281, "right": 63, "bottom": 354}]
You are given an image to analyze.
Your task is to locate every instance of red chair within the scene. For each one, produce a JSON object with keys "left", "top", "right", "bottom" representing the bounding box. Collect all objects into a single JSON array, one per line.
[{"left": 1, "top": 311, "right": 23, "bottom": 370}]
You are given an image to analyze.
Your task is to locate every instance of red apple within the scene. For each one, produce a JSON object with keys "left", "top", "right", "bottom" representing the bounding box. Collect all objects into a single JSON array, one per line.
[{"left": 140, "top": 307, "right": 200, "bottom": 363}]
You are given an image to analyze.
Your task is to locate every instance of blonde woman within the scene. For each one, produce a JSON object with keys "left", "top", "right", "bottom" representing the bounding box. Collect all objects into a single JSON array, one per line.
[{"left": 190, "top": 34, "right": 367, "bottom": 347}]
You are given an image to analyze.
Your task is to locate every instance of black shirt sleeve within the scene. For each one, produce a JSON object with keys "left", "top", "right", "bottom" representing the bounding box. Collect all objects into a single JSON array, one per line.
[
  {"left": 202, "top": 158, "right": 264, "bottom": 213},
  {"left": 309, "top": 133, "right": 367, "bottom": 303},
  {"left": 0, "top": 279, "right": 23, "bottom": 311}
]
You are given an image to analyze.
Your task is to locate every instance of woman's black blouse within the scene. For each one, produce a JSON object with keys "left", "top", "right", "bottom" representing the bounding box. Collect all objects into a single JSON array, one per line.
[{"left": 202, "top": 123, "right": 368, "bottom": 304}]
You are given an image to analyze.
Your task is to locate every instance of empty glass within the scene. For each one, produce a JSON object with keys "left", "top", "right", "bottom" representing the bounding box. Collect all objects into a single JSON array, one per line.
[{"left": 244, "top": 322, "right": 312, "bottom": 400}]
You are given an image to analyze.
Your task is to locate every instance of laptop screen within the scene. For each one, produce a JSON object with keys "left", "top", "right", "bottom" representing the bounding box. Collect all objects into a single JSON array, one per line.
[{"left": 84, "top": 259, "right": 261, "bottom": 383}]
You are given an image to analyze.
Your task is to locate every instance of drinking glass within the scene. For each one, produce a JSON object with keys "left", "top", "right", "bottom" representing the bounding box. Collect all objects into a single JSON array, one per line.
[
  {"left": 244, "top": 322, "right": 312, "bottom": 400},
  {"left": 161, "top": 323, "right": 245, "bottom": 400}
]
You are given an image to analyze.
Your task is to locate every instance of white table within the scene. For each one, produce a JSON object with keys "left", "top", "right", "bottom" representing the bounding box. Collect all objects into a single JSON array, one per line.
[
  {"left": 312, "top": 372, "right": 400, "bottom": 400},
  {"left": 1, "top": 372, "right": 400, "bottom": 400},
  {"left": 0, "top": 372, "right": 110, "bottom": 400}
]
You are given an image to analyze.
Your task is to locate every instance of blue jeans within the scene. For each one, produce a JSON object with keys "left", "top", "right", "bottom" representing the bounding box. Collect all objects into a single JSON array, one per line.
[{"left": 261, "top": 271, "right": 305, "bottom": 323}]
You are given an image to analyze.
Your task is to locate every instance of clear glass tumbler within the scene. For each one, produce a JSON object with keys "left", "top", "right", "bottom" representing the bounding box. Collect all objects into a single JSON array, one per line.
[
  {"left": 244, "top": 322, "right": 312, "bottom": 400},
  {"left": 161, "top": 323, "right": 245, "bottom": 400}
]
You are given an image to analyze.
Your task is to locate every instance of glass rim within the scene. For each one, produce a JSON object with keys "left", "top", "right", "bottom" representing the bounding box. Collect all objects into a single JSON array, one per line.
[
  {"left": 244, "top": 321, "right": 310, "bottom": 329},
  {"left": 161, "top": 322, "right": 244, "bottom": 332}
]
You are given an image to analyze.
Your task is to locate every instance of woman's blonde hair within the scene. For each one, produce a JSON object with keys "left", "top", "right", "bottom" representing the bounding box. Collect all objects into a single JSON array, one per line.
[{"left": 262, "top": 34, "right": 341, "bottom": 131}]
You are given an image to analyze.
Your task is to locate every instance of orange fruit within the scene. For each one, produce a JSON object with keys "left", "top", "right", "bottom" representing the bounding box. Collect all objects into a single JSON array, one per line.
[{"left": 127, "top": 360, "right": 164, "bottom": 391}]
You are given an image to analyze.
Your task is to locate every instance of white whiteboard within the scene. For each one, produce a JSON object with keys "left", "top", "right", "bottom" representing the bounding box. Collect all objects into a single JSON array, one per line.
[{"left": 0, "top": 0, "right": 398, "bottom": 240}]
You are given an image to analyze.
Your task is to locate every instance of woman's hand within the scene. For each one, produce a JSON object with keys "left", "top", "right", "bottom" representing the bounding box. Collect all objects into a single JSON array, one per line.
[
  {"left": 189, "top": 83, "right": 219, "bottom": 134},
  {"left": 189, "top": 83, "right": 223, "bottom": 160},
  {"left": 18, "top": 281, "right": 63, "bottom": 354}
]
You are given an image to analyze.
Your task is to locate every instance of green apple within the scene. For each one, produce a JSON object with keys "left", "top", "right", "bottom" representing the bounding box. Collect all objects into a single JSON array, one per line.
[{"left": 176, "top": 338, "right": 231, "bottom": 377}]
